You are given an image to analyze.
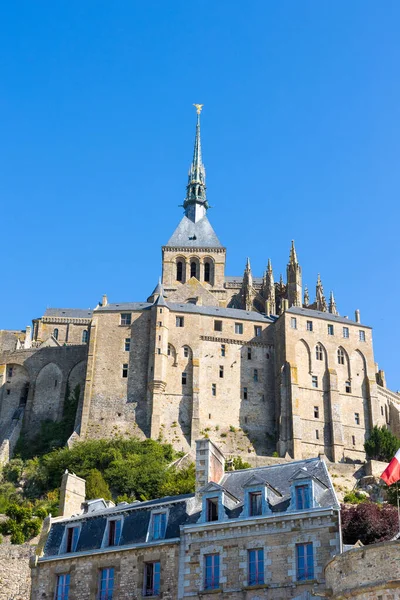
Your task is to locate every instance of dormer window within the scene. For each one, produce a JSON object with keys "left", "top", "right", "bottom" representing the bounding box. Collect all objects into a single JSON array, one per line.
[
  {"left": 65, "top": 525, "right": 80, "bottom": 553},
  {"left": 249, "top": 491, "right": 262, "bottom": 516},
  {"left": 295, "top": 484, "right": 311, "bottom": 510},
  {"left": 150, "top": 511, "right": 167, "bottom": 540},
  {"left": 106, "top": 518, "right": 122, "bottom": 547},
  {"left": 206, "top": 497, "right": 219, "bottom": 522}
]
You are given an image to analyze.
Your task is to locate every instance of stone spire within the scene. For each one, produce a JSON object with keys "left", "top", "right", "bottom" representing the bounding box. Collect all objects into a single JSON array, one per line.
[
  {"left": 183, "top": 104, "right": 209, "bottom": 223},
  {"left": 329, "top": 291, "right": 338, "bottom": 315},
  {"left": 241, "top": 258, "right": 254, "bottom": 311},
  {"left": 262, "top": 258, "right": 275, "bottom": 314},
  {"left": 286, "top": 240, "right": 302, "bottom": 308},
  {"left": 304, "top": 285, "right": 309, "bottom": 307},
  {"left": 315, "top": 274, "right": 328, "bottom": 312}
]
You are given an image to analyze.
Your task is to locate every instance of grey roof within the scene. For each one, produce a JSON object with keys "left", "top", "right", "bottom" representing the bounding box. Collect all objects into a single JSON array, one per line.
[
  {"left": 42, "top": 457, "right": 338, "bottom": 559},
  {"left": 97, "top": 301, "right": 276, "bottom": 324},
  {"left": 287, "top": 306, "right": 370, "bottom": 328},
  {"left": 44, "top": 308, "right": 93, "bottom": 319},
  {"left": 165, "top": 215, "right": 223, "bottom": 248}
]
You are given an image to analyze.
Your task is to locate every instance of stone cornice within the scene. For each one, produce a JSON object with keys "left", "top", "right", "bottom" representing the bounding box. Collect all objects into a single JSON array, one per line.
[
  {"left": 200, "top": 335, "right": 273, "bottom": 349},
  {"left": 42, "top": 317, "right": 91, "bottom": 325},
  {"left": 162, "top": 246, "right": 226, "bottom": 253}
]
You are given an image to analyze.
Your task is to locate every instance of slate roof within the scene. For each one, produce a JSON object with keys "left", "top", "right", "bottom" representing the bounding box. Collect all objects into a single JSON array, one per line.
[
  {"left": 287, "top": 306, "right": 370, "bottom": 328},
  {"left": 165, "top": 215, "right": 223, "bottom": 248},
  {"left": 96, "top": 301, "right": 276, "bottom": 324},
  {"left": 42, "top": 457, "right": 338, "bottom": 559},
  {"left": 43, "top": 308, "right": 93, "bottom": 319}
]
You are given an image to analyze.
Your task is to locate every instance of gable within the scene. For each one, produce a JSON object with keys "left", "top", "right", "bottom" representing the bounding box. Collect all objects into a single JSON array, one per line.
[
  {"left": 167, "top": 277, "right": 220, "bottom": 307},
  {"left": 166, "top": 215, "right": 223, "bottom": 248}
]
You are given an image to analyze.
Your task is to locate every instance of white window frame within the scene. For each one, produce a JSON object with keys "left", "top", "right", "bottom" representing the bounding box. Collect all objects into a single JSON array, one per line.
[
  {"left": 59, "top": 523, "right": 81, "bottom": 555},
  {"left": 101, "top": 516, "right": 123, "bottom": 548},
  {"left": 146, "top": 509, "right": 169, "bottom": 542}
]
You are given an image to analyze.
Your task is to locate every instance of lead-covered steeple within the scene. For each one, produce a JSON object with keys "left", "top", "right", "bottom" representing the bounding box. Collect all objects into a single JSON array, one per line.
[{"left": 183, "top": 104, "right": 209, "bottom": 223}]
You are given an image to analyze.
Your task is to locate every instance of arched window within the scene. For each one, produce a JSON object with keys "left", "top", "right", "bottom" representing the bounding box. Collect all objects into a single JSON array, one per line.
[
  {"left": 82, "top": 330, "right": 88, "bottom": 343},
  {"left": 53, "top": 328, "right": 59, "bottom": 340},
  {"left": 176, "top": 261, "right": 183, "bottom": 282},
  {"left": 315, "top": 344, "right": 323, "bottom": 361},
  {"left": 337, "top": 348, "right": 344, "bottom": 365},
  {"left": 191, "top": 261, "right": 197, "bottom": 278},
  {"left": 204, "top": 262, "right": 211, "bottom": 282}
]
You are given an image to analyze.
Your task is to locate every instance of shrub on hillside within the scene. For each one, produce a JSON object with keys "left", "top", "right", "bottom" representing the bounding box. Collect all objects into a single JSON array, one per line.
[
  {"left": 341, "top": 502, "right": 398, "bottom": 545},
  {"left": 364, "top": 426, "right": 400, "bottom": 462}
]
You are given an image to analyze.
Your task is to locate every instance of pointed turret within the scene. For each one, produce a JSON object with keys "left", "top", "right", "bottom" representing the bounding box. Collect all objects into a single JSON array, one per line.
[
  {"left": 329, "top": 291, "right": 338, "bottom": 315},
  {"left": 303, "top": 286, "right": 309, "bottom": 307},
  {"left": 262, "top": 258, "right": 276, "bottom": 315},
  {"left": 286, "top": 240, "right": 302, "bottom": 308},
  {"left": 147, "top": 277, "right": 166, "bottom": 303},
  {"left": 241, "top": 258, "right": 254, "bottom": 311},
  {"left": 183, "top": 104, "right": 209, "bottom": 223},
  {"left": 315, "top": 274, "right": 328, "bottom": 312}
]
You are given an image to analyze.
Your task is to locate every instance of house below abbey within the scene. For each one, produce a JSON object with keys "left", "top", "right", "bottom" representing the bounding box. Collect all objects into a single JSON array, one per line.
[{"left": 1, "top": 107, "right": 399, "bottom": 464}]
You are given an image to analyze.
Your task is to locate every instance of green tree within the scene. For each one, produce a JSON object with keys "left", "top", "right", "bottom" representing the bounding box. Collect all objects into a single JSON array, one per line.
[
  {"left": 364, "top": 426, "right": 400, "bottom": 462},
  {"left": 86, "top": 469, "right": 112, "bottom": 501}
]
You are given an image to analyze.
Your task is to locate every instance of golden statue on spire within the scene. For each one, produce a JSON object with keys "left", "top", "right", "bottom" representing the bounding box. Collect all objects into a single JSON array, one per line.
[{"left": 193, "top": 103, "right": 204, "bottom": 114}]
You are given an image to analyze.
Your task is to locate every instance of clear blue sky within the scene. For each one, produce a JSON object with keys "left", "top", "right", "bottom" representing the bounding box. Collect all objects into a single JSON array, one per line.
[{"left": 1, "top": 2, "right": 400, "bottom": 389}]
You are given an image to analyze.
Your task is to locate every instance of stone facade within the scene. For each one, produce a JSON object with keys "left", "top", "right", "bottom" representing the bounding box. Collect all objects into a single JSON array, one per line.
[
  {"left": 1, "top": 109, "right": 400, "bottom": 462},
  {"left": 325, "top": 540, "right": 400, "bottom": 599},
  {"left": 0, "top": 542, "right": 33, "bottom": 600}
]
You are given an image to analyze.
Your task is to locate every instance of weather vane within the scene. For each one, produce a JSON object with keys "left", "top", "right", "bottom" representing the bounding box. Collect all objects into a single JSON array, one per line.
[{"left": 193, "top": 103, "right": 204, "bottom": 114}]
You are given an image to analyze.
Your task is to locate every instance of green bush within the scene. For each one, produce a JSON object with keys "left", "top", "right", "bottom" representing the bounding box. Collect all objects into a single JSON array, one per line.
[
  {"left": 343, "top": 490, "right": 367, "bottom": 504},
  {"left": 86, "top": 469, "right": 112, "bottom": 501},
  {"left": 364, "top": 426, "right": 400, "bottom": 462},
  {"left": 226, "top": 457, "right": 251, "bottom": 471},
  {"left": 3, "top": 459, "right": 24, "bottom": 484}
]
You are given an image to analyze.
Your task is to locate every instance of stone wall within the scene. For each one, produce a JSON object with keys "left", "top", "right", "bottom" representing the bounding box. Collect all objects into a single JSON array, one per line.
[
  {"left": 30, "top": 542, "right": 179, "bottom": 600},
  {"left": 0, "top": 542, "right": 32, "bottom": 600},
  {"left": 325, "top": 540, "right": 400, "bottom": 599}
]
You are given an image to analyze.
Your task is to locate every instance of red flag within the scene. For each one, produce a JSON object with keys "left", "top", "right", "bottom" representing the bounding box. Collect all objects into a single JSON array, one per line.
[{"left": 381, "top": 448, "right": 400, "bottom": 486}]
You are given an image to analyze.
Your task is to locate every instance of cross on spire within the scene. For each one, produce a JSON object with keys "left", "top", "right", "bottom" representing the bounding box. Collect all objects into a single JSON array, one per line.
[{"left": 183, "top": 105, "right": 209, "bottom": 222}]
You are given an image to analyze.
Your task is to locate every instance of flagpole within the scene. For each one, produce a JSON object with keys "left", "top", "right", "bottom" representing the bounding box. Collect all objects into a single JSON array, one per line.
[{"left": 397, "top": 481, "right": 400, "bottom": 534}]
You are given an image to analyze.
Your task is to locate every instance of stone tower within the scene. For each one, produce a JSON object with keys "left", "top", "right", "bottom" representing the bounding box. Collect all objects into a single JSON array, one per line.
[
  {"left": 286, "top": 241, "right": 302, "bottom": 307},
  {"left": 161, "top": 106, "right": 227, "bottom": 306}
]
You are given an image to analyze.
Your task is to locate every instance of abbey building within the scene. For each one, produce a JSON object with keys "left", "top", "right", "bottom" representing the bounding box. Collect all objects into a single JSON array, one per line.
[{"left": 1, "top": 108, "right": 399, "bottom": 464}]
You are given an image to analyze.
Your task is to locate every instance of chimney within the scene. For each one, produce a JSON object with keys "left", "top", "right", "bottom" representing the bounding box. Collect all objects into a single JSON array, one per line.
[
  {"left": 59, "top": 470, "right": 86, "bottom": 517},
  {"left": 102, "top": 294, "right": 108, "bottom": 307},
  {"left": 195, "top": 438, "right": 225, "bottom": 492},
  {"left": 24, "top": 326, "right": 32, "bottom": 349},
  {"left": 355, "top": 309, "right": 360, "bottom": 323}
]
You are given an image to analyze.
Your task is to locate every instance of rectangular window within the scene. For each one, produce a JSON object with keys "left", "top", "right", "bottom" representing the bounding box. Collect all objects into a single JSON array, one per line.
[
  {"left": 253, "top": 369, "right": 258, "bottom": 382},
  {"left": 345, "top": 380, "right": 351, "bottom": 393},
  {"left": 352, "top": 435, "right": 356, "bottom": 446},
  {"left": 296, "top": 543, "right": 314, "bottom": 581},
  {"left": 122, "top": 363, "right": 128, "bottom": 378},
  {"left": 182, "top": 372, "right": 187, "bottom": 385},
  {"left": 55, "top": 574, "right": 70, "bottom": 600},
  {"left": 7, "top": 367, "right": 13, "bottom": 378},
  {"left": 206, "top": 498, "right": 218, "bottom": 522},
  {"left": 291, "top": 317, "right": 297, "bottom": 329},
  {"left": 343, "top": 327, "right": 349, "bottom": 338},
  {"left": 183, "top": 346, "right": 189, "bottom": 358},
  {"left": 316, "top": 430, "right": 319, "bottom": 440},
  {"left": 120, "top": 313, "right": 131, "bottom": 326},
  {"left": 214, "top": 320, "right": 222, "bottom": 332},
  {"left": 314, "top": 406, "right": 319, "bottom": 418},
  {"left": 212, "top": 383, "right": 216, "bottom": 396},
  {"left": 157, "top": 348, "right": 161, "bottom": 354},
  {"left": 247, "top": 347, "right": 252, "bottom": 360},
  {"left": 107, "top": 519, "right": 121, "bottom": 547},
  {"left": 243, "top": 387, "right": 248, "bottom": 400},
  {"left": 99, "top": 567, "right": 114, "bottom": 600},
  {"left": 249, "top": 491, "right": 262, "bottom": 516},
  {"left": 235, "top": 322, "right": 243, "bottom": 335},
  {"left": 381, "top": 406, "right": 384, "bottom": 416},
  {"left": 328, "top": 324, "right": 334, "bottom": 335},
  {"left": 176, "top": 316, "right": 184, "bottom": 327},
  {"left": 355, "top": 412, "right": 360, "bottom": 425},
  {"left": 219, "top": 365, "right": 224, "bottom": 378},
  {"left": 312, "top": 375, "right": 318, "bottom": 388},
  {"left": 295, "top": 485, "right": 311, "bottom": 510},
  {"left": 151, "top": 512, "right": 167, "bottom": 541},
  {"left": 254, "top": 326, "right": 262, "bottom": 337},
  {"left": 248, "top": 548, "right": 264, "bottom": 586},
  {"left": 204, "top": 554, "right": 220, "bottom": 590},
  {"left": 306, "top": 321, "right": 313, "bottom": 332},
  {"left": 221, "top": 344, "right": 226, "bottom": 357},
  {"left": 65, "top": 526, "right": 79, "bottom": 553},
  {"left": 359, "top": 330, "right": 366, "bottom": 342},
  {"left": 124, "top": 338, "right": 131, "bottom": 352},
  {"left": 144, "top": 562, "right": 160, "bottom": 597}
]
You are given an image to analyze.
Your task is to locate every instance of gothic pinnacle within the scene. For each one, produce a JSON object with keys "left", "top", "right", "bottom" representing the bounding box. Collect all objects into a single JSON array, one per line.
[
  {"left": 289, "top": 240, "right": 298, "bottom": 266},
  {"left": 329, "top": 290, "right": 338, "bottom": 315},
  {"left": 183, "top": 104, "right": 208, "bottom": 222}
]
